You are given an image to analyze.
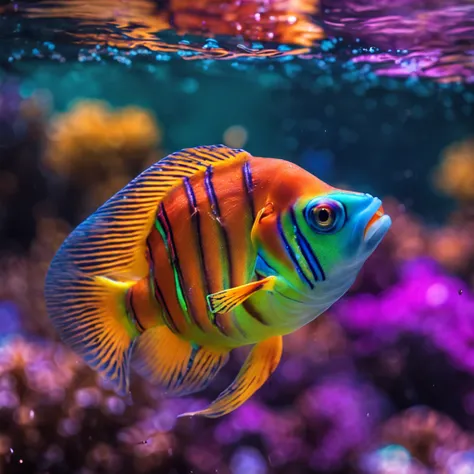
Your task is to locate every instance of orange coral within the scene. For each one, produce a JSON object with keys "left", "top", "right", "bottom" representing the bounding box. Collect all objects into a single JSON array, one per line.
[
  {"left": 434, "top": 137, "right": 474, "bottom": 202},
  {"left": 427, "top": 226, "right": 474, "bottom": 274},
  {"left": 44, "top": 100, "right": 162, "bottom": 215},
  {"left": 45, "top": 100, "right": 161, "bottom": 182}
]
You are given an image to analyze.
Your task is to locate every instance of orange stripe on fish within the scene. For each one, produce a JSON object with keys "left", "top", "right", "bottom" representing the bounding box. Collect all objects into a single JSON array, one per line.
[{"left": 205, "top": 159, "right": 259, "bottom": 337}]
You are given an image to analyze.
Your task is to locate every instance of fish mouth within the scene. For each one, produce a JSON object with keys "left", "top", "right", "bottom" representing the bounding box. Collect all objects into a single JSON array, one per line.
[
  {"left": 363, "top": 201, "right": 392, "bottom": 245},
  {"left": 364, "top": 203, "right": 384, "bottom": 238}
]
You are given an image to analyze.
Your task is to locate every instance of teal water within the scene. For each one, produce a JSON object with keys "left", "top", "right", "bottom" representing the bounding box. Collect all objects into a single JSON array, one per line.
[{"left": 1, "top": 2, "right": 472, "bottom": 228}]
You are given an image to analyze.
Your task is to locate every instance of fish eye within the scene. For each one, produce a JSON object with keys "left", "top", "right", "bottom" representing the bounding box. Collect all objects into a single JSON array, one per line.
[
  {"left": 314, "top": 206, "right": 333, "bottom": 227},
  {"left": 304, "top": 198, "right": 346, "bottom": 233}
]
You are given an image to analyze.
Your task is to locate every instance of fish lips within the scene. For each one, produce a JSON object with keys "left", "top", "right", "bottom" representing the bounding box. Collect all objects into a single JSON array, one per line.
[
  {"left": 365, "top": 214, "right": 391, "bottom": 248},
  {"left": 362, "top": 198, "right": 392, "bottom": 250}
]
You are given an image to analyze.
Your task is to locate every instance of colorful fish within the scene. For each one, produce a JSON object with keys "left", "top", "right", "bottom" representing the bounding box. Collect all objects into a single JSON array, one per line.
[{"left": 44, "top": 145, "right": 391, "bottom": 418}]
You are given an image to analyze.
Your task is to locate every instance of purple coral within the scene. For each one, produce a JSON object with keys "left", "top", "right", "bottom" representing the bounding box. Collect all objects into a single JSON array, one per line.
[
  {"left": 212, "top": 373, "right": 387, "bottom": 472},
  {"left": 299, "top": 375, "right": 386, "bottom": 471},
  {"left": 334, "top": 258, "right": 474, "bottom": 374}
]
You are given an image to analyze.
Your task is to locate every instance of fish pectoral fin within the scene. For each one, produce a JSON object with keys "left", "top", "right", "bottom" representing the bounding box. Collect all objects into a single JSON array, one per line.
[
  {"left": 207, "top": 276, "right": 277, "bottom": 314},
  {"left": 132, "top": 326, "right": 229, "bottom": 396},
  {"left": 178, "top": 335, "right": 283, "bottom": 418}
]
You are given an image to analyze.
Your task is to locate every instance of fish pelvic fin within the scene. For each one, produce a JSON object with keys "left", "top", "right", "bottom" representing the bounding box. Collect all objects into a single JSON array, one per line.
[
  {"left": 44, "top": 269, "right": 139, "bottom": 396},
  {"left": 178, "top": 335, "right": 283, "bottom": 418},
  {"left": 132, "top": 326, "right": 229, "bottom": 396},
  {"left": 207, "top": 276, "right": 277, "bottom": 314}
]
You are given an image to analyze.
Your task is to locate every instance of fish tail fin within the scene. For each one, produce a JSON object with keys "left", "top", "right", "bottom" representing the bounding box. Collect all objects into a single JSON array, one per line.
[{"left": 45, "top": 266, "right": 139, "bottom": 396}]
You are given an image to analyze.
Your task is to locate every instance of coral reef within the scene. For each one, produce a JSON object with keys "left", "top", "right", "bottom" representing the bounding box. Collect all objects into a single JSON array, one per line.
[
  {"left": 2, "top": 82, "right": 474, "bottom": 473},
  {"left": 0, "top": 337, "right": 183, "bottom": 473}
]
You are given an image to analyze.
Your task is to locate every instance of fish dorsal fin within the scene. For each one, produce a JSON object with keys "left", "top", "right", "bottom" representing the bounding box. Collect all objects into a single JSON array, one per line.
[{"left": 49, "top": 145, "right": 251, "bottom": 280}]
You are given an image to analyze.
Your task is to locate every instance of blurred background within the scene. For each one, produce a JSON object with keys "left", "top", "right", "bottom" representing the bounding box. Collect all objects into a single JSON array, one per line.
[{"left": 0, "top": 0, "right": 474, "bottom": 473}]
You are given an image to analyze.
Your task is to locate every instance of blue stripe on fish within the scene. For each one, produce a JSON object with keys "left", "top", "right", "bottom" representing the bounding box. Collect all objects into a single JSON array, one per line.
[
  {"left": 276, "top": 214, "right": 314, "bottom": 290},
  {"left": 156, "top": 203, "right": 202, "bottom": 329},
  {"left": 242, "top": 161, "right": 255, "bottom": 222},
  {"left": 146, "top": 239, "right": 180, "bottom": 334},
  {"left": 289, "top": 206, "right": 326, "bottom": 283}
]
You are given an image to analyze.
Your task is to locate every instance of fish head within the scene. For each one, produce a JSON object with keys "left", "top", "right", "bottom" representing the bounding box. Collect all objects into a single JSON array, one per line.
[
  {"left": 290, "top": 190, "right": 392, "bottom": 286},
  {"left": 252, "top": 189, "right": 391, "bottom": 300}
]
